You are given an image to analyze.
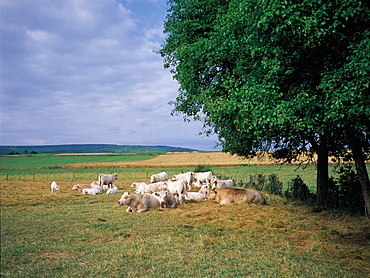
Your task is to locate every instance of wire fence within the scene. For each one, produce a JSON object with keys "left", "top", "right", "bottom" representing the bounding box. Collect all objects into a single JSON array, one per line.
[
  {"left": 0, "top": 172, "right": 153, "bottom": 182},
  {"left": 1, "top": 171, "right": 247, "bottom": 184}
]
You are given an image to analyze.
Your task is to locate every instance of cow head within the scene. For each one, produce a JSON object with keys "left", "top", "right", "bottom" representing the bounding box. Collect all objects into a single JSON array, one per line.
[
  {"left": 208, "top": 189, "right": 217, "bottom": 200},
  {"left": 118, "top": 192, "right": 133, "bottom": 206},
  {"left": 154, "top": 191, "right": 168, "bottom": 208},
  {"left": 71, "top": 184, "right": 80, "bottom": 190}
]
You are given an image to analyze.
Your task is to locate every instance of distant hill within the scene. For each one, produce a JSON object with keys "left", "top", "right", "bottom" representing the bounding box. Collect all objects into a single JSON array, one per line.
[{"left": 0, "top": 144, "right": 198, "bottom": 155}]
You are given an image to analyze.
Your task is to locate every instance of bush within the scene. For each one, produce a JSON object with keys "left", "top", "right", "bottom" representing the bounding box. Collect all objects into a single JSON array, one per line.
[
  {"left": 194, "top": 165, "right": 212, "bottom": 173},
  {"left": 327, "top": 165, "right": 364, "bottom": 215},
  {"left": 285, "top": 175, "right": 312, "bottom": 201},
  {"left": 247, "top": 174, "right": 283, "bottom": 195},
  {"left": 265, "top": 174, "right": 283, "bottom": 196},
  {"left": 248, "top": 174, "right": 265, "bottom": 191}
]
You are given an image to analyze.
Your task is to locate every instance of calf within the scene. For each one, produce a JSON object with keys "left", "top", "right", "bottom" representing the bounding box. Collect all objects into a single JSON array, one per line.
[
  {"left": 72, "top": 181, "right": 103, "bottom": 193},
  {"left": 82, "top": 188, "right": 101, "bottom": 195},
  {"left": 184, "top": 192, "right": 206, "bottom": 201},
  {"left": 50, "top": 181, "right": 60, "bottom": 194},
  {"left": 208, "top": 187, "right": 267, "bottom": 205},
  {"left": 106, "top": 186, "right": 119, "bottom": 194},
  {"left": 117, "top": 192, "right": 160, "bottom": 213}
]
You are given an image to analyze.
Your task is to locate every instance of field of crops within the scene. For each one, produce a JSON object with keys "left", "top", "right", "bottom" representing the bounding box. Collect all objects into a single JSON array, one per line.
[{"left": 1, "top": 153, "right": 369, "bottom": 277}]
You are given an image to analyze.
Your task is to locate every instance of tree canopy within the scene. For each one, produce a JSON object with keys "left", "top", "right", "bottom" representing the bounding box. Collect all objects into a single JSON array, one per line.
[{"left": 160, "top": 0, "right": 370, "bottom": 213}]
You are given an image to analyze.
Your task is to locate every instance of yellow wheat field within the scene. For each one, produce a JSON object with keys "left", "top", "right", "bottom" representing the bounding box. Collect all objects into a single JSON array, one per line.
[{"left": 69, "top": 151, "right": 337, "bottom": 168}]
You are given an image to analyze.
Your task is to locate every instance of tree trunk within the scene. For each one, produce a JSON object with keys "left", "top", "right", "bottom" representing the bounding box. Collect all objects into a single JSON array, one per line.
[
  {"left": 316, "top": 143, "right": 329, "bottom": 208},
  {"left": 349, "top": 136, "right": 370, "bottom": 218}
]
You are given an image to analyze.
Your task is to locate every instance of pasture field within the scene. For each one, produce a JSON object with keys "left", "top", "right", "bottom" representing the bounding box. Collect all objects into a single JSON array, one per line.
[
  {"left": 1, "top": 179, "right": 370, "bottom": 277},
  {"left": 1, "top": 153, "right": 370, "bottom": 277}
]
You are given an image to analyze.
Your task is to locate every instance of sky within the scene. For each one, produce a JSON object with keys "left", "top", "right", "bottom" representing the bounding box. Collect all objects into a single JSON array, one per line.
[{"left": 1, "top": 0, "right": 222, "bottom": 151}]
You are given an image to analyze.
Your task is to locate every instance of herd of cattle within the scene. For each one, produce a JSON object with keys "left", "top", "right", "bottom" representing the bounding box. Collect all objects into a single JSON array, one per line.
[{"left": 50, "top": 171, "right": 267, "bottom": 213}]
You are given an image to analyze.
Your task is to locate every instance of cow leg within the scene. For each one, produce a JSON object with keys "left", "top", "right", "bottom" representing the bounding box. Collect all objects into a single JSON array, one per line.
[
  {"left": 178, "top": 194, "right": 184, "bottom": 205},
  {"left": 137, "top": 199, "right": 148, "bottom": 213},
  {"left": 126, "top": 207, "right": 134, "bottom": 212}
]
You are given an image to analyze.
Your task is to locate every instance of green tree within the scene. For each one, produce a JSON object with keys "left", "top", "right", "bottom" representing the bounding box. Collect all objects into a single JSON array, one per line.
[{"left": 160, "top": 0, "right": 370, "bottom": 215}]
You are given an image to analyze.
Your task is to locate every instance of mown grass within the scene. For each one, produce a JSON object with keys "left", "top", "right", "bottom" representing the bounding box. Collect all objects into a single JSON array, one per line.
[{"left": 1, "top": 179, "right": 370, "bottom": 277}]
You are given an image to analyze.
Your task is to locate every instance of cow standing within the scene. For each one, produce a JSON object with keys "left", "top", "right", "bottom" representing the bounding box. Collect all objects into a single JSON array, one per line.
[
  {"left": 98, "top": 173, "right": 118, "bottom": 189},
  {"left": 166, "top": 180, "right": 187, "bottom": 205},
  {"left": 172, "top": 172, "right": 194, "bottom": 191},
  {"left": 194, "top": 171, "right": 214, "bottom": 187}
]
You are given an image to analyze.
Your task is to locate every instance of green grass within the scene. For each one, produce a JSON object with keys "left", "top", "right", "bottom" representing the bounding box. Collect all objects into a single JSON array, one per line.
[
  {"left": 1, "top": 183, "right": 369, "bottom": 277},
  {"left": 0, "top": 154, "right": 155, "bottom": 169}
]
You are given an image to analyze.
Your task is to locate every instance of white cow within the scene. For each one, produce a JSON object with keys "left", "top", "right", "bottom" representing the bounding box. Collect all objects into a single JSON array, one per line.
[
  {"left": 153, "top": 191, "right": 177, "bottom": 208},
  {"left": 212, "top": 179, "right": 234, "bottom": 189},
  {"left": 50, "top": 181, "right": 60, "bottom": 194},
  {"left": 82, "top": 188, "right": 101, "bottom": 195},
  {"left": 117, "top": 192, "right": 160, "bottom": 213},
  {"left": 198, "top": 184, "right": 211, "bottom": 199},
  {"left": 172, "top": 172, "right": 195, "bottom": 191},
  {"left": 194, "top": 171, "right": 214, "bottom": 187},
  {"left": 90, "top": 181, "right": 103, "bottom": 192},
  {"left": 208, "top": 187, "right": 267, "bottom": 205},
  {"left": 71, "top": 182, "right": 102, "bottom": 192},
  {"left": 135, "top": 182, "right": 168, "bottom": 194},
  {"left": 166, "top": 180, "right": 187, "bottom": 204},
  {"left": 98, "top": 173, "right": 118, "bottom": 189},
  {"left": 150, "top": 172, "right": 168, "bottom": 183},
  {"left": 106, "top": 186, "right": 119, "bottom": 194},
  {"left": 130, "top": 182, "right": 147, "bottom": 189},
  {"left": 184, "top": 192, "right": 206, "bottom": 201}
]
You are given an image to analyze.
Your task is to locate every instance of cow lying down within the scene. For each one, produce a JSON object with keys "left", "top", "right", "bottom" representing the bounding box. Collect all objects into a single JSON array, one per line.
[
  {"left": 209, "top": 187, "right": 267, "bottom": 205},
  {"left": 153, "top": 191, "right": 177, "bottom": 208},
  {"left": 118, "top": 192, "right": 160, "bottom": 213}
]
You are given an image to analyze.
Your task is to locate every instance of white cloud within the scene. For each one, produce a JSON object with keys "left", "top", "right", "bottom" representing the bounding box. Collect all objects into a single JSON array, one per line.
[{"left": 1, "top": 0, "right": 221, "bottom": 151}]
